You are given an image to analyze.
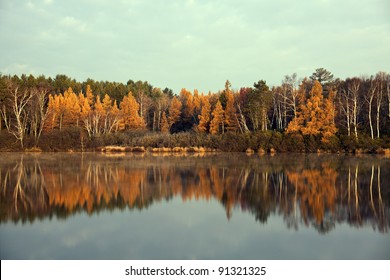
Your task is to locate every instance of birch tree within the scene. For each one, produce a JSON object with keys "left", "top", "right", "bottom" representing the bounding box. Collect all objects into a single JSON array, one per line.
[
  {"left": 375, "top": 72, "right": 384, "bottom": 138},
  {"left": 365, "top": 77, "right": 376, "bottom": 139},
  {"left": 9, "top": 85, "right": 32, "bottom": 148},
  {"left": 29, "top": 88, "right": 48, "bottom": 146}
]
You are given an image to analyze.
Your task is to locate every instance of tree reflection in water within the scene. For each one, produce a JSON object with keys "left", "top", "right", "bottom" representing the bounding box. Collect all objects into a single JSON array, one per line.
[{"left": 0, "top": 153, "right": 389, "bottom": 234}]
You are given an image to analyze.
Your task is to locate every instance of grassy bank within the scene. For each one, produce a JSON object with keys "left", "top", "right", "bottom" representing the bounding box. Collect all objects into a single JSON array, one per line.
[{"left": 1, "top": 129, "right": 389, "bottom": 154}]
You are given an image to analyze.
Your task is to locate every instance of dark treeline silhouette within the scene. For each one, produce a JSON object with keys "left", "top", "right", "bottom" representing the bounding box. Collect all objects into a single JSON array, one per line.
[
  {"left": 0, "top": 69, "right": 389, "bottom": 152},
  {"left": 1, "top": 153, "right": 389, "bottom": 234}
]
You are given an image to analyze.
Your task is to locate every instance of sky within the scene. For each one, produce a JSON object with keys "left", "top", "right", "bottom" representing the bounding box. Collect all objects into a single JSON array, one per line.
[{"left": 0, "top": 0, "right": 389, "bottom": 93}]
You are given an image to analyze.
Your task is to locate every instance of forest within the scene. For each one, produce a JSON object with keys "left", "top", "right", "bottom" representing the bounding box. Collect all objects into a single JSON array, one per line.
[{"left": 0, "top": 68, "right": 389, "bottom": 152}]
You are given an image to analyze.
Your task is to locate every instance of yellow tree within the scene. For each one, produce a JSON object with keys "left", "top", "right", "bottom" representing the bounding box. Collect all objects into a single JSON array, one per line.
[
  {"left": 321, "top": 88, "right": 338, "bottom": 143},
  {"left": 62, "top": 87, "right": 80, "bottom": 127},
  {"left": 197, "top": 95, "right": 211, "bottom": 133},
  {"left": 193, "top": 89, "right": 201, "bottom": 117},
  {"left": 80, "top": 95, "right": 92, "bottom": 136},
  {"left": 224, "top": 84, "right": 238, "bottom": 132},
  {"left": 45, "top": 94, "right": 58, "bottom": 130},
  {"left": 85, "top": 85, "right": 94, "bottom": 107},
  {"left": 102, "top": 94, "right": 113, "bottom": 134},
  {"left": 287, "top": 80, "right": 337, "bottom": 143},
  {"left": 180, "top": 88, "right": 194, "bottom": 122},
  {"left": 55, "top": 94, "right": 66, "bottom": 130},
  {"left": 92, "top": 95, "right": 105, "bottom": 134},
  {"left": 120, "top": 92, "right": 145, "bottom": 130},
  {"left": 286, "top": 81, "right": 307, "bottom": 134},
  {"left": 108, "top": 100, "right": 120, "bottom": 133},
  {"left": 210, "top": 100, "right": 224, "bottom": 135},
  {"left": 168, "top": 96, "right": 182, "bottom": 127},
  {"left": 160, "top": 111, "right": 169, "bottom": 133}
]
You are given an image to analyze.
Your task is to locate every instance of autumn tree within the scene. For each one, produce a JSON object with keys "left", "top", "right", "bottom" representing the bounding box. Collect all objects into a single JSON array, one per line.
[
  {"left": 127, "top": 80, "right": 152, "bottom": 126},
  {"left": 197, "top": 95, "right": 211, "bottom": 133},
  {"left": 85, "top": 85, "right": 94, "bottom": 107},
  {"left": 180, "top": 88, "right": 194, "bottom": 122},
  {"left": 223, "top": 80, "right": 238, "bottom": 132},
  {"left": 287, "top": 80, "right": 337, "bottom": 143},
  {"left": 120, "top": 92, "right": 145, "bottom": 130},
  {"left": 210, "top": 100, "right": 224, "bottom": 135},
  {"left": 108, "top": 100, "right": 120, "bottom": 133},
  {"left": 81, "top": 98, "right": 92, "bottom": 136},
  {"left": 160, "top": 111, "right": 169, "bottom": 133},
  {"left": 54, "top": 94, "right": 66, "bottom": 130},
  {"left": 100, "top": 94, "right": 120, "bottom": 134},
  {"left": 62, "top": 87, "right": 81, "bottom": 128},
  {"left": 321, "top": 88, "right": 338, "bottom": 142},
  {"left": 168, "top": 96, "right": 182, "bottom": 129},
  {"left": 193, "top": 89, "right": 201, "bottom": 119},
  {"left": 92, "top": 95, "right": 105, "bottom": 135},
  {"left": 45, "top": 94, "right": 57, "bottom": 130}
]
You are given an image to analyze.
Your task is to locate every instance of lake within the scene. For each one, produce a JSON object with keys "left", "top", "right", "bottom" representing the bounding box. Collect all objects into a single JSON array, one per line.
[{"left": 0, "top": 152, "right": 389, "bottom": 259}]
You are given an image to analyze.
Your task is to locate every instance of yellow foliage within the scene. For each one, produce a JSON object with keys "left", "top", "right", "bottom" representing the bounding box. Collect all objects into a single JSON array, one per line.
[
  {"left": 160, "top": 111, "right": 169, "bottom": 133},
  {"left": 197, "top": 95, "right": 211, "bottom": 133},
  {"left": 210, "top": 101, "right": 224, "bottom": 135},
  {"left": 120, "top": 92, "right": 145, "bottom": 130},
  {"left": 286, "top": 81, "right": 337, "bottom": 143},
  {"left": 168, "top": 96, "right": 182, "bottom": 127}
]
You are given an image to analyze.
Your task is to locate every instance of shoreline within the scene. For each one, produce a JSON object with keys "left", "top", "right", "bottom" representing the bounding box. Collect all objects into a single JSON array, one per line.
[
  {"left": 1, "top": 145, "right": 389, "bottom": 156},
  {"left": 1, "top": 130, "right": 389, "bottom": 155}
]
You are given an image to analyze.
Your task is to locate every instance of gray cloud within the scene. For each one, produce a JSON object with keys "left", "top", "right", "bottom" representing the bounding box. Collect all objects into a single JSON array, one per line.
[{"left": 0, "top": 0, "right": 388, "bottom": 93}]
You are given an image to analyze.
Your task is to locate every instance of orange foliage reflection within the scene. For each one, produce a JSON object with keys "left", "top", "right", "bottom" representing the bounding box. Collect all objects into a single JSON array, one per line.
[{"left": 0, "top": 154, "right": 388, "bottom": 233}]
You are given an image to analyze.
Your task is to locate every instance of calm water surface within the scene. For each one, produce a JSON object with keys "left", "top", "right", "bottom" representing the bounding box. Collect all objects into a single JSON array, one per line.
[{"left": 0, "top": 153, "right": 389, "bottom": 259}]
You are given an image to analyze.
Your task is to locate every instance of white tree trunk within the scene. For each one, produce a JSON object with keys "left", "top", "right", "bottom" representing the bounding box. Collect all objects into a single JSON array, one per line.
[{"left": 10, "top": 87, "right": 32, "bottom": 148}]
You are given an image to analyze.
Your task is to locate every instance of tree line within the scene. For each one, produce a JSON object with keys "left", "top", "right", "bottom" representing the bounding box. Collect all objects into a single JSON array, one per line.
[{"left": 0, "top": 68, "right": 389, "bottom": 151}]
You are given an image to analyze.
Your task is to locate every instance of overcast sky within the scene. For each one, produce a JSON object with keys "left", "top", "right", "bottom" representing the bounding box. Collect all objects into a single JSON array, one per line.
[{"left": 0, "top": 0, "right": 389, "bottom": 93}]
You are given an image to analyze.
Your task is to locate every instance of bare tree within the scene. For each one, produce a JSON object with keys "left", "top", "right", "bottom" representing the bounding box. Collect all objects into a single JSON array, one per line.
[
  {"left": 350, "top": 80, "right": 360, "bottom": 140},
  {"left": 365, "top": 77, "right": 376, "bottom": 139},
  {"left": 375, "top": 72, "right": 385, "bottom": 138},
  {"left": 282, "top": 73, "right": 299, "bottom": 121},
  {"left": 272, "top": 86, "right": 284, "bottom": 130},
  {"left": 9, "top": 85, "right": 33, "bottom": 148},
  {"left": 340, "top": 78, "right": 361, "bottom": 139},
  {"left": 0, "top": 103, "right": 12, "bottom": 132},
  {"left": 339, "top": 86, "right": 351, "bottom": 136},
  {"left": 236, "top": 104, "right": 249, "bottom": 133},
  {"left": 30, "top": 88, "right": 49, "bottom": 146}
]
